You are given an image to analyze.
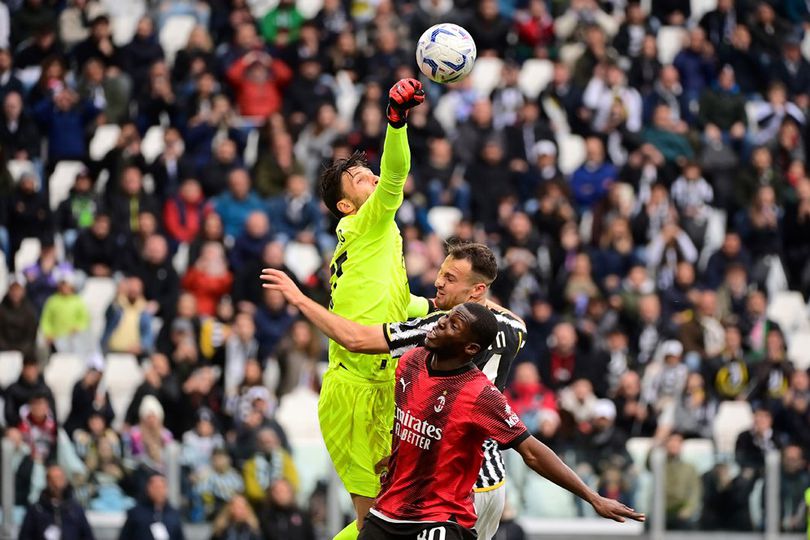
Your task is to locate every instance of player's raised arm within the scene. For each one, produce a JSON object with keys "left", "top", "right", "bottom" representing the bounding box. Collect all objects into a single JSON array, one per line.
[
  {"left": 515, "top": 437, "right": 645, "bottom": 523},
  {"left": 358, "top": 79, "right": 425, "bottom": 221},
  {"left": 260, "top": 269, "right": 389, "bottom": 354}
]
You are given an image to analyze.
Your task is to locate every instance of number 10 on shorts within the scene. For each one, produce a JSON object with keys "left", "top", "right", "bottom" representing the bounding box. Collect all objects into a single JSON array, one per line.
[{"left": 417, "top": 526, "right": 446, "bottom": 540}]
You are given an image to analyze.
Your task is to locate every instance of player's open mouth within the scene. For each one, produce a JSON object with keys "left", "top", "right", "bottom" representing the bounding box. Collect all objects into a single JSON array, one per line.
[{"left": 426, "top": 329, "right": 437, "bottom": 339}]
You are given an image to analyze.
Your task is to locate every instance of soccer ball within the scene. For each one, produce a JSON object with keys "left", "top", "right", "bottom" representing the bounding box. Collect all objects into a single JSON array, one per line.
[{"left": 415, "top": 23, "right": 477, "bottom": 84}]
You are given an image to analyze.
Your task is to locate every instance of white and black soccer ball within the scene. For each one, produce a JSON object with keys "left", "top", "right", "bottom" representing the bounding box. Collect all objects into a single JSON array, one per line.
[{"left": 415, "top": 23, "right": 477, "bottom": 84}]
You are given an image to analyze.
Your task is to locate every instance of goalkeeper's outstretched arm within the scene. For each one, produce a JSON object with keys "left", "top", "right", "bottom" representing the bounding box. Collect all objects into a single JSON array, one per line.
[{"left": 260, "top": 268, "right": 388, "bottom": 354}]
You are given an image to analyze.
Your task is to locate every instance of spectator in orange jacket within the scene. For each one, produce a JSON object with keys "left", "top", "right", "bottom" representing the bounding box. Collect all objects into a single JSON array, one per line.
[
  {"left": 164, "top": 178, "right": 205, "bottom": 245},
  {"left": 226, "top": 50, "right": 292, "bottom": 119},
  {"left": 181, "top": 241, "right": 233, "bottom": 316}
]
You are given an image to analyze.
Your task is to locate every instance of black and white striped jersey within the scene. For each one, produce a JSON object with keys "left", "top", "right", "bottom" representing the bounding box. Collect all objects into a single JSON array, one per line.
[{"left": 383, "top": 306, "right": 527, "bottom": 490}]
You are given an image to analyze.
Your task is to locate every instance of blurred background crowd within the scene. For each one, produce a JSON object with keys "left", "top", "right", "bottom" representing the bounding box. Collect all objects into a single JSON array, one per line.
[{"left": 0, "top": 0, "right": 809, "bottom": 537}]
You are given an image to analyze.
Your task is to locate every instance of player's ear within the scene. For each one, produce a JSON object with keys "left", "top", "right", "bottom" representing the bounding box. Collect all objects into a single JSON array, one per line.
[
  {"left": 336, "top": 198, "right": 354, "bottom": 215},
  {"left": 468, "top": 283, "right": 488, "bottom": 301},
  {"left": 465, "top": 342, "right": 481, "bottom": 356}
]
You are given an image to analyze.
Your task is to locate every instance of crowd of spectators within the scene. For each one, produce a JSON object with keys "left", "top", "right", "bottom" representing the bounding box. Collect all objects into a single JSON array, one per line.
[{"left": 0, "top": 0, "right": 809, "bottom": 536}]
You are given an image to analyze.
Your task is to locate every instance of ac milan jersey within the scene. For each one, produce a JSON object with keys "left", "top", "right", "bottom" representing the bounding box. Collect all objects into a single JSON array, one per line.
[
  {"left": 383, "top": 307, "right": 527, "bottom": 490},
  {"left": 374, "top": 347, "right": 529, "bottom": 529}
]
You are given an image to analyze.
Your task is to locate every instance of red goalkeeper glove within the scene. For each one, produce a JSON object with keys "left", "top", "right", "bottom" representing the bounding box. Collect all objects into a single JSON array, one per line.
[{"left": 386, "top": 78, "right": 425, "bottom": 128}]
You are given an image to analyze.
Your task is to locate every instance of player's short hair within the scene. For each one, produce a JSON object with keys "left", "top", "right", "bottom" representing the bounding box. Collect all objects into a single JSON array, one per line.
[
  {"left": 319, "top": 150, "right": 368, "bottom": 218},
  {"left": 447, "top": 241, "right": 498, "bottom": 285},
  {"left": 461, "top": 302, "right": 499, "bottom": 351}
]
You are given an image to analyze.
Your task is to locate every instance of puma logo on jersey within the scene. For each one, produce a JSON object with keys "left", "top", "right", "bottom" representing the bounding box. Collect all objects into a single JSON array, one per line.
[
  {"left": 434, "top": 395, "right": 446, "bottom": 413},
  {"left": 399, "top": 377, "right": 411, "bottom": 392}
]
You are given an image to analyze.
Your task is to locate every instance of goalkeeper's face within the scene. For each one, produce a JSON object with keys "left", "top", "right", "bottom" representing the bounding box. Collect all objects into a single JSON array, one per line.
[{"left": 338, "top": 165, "right": 379, "bottom": 215}]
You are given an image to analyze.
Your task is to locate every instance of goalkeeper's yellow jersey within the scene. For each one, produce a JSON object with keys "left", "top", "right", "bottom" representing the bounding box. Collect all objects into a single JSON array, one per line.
[{"left": 327, "top": 125, "right": 424, "bottom": 381}]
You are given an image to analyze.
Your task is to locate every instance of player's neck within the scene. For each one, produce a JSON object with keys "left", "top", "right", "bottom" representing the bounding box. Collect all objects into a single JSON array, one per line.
[{"left": 430, "top": 352, "right": 470, "bottom": 372}]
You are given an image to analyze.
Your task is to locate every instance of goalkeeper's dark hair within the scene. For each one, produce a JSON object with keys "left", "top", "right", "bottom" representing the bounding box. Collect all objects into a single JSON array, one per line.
[
  {"left": 319, "top": 150, "right": 368, "bottom": 218},
  {"left": 461, "top": 302, "right": 499, "bottom": 351},
  {"left": 446, "top": 239, "right": 498, "bottom": 285}
]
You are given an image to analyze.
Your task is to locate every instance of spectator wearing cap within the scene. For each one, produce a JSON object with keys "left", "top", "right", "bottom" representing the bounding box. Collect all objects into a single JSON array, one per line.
[
  {"left": 127, "top": 395, "right": 173, "bottom": 460},
  {"left": 0, "top": 281, "right": 37, "bottom": 356},
  {"left": 6, "top": 172, "right": 51, "bottom": 271},
  {"left": 33, "top": 87, "right": 101, "bottom": 167},
  {"left": 56, "top": 168, "right": 98, "bottom": 252},
  {"left": 64, "top": 353, "right": 114, "bottom": 437},
  {"left": 39, "top": 270, "right": 91, "bottom": 353},
  {"left": 642, "top": 340, "right": 689, "bottom": 431},
  {"left": 576, "top": 398, "right": 633, "bottom": 502},
  {"left": 119, "top": 473, "right": 185, "bottom": 540},
  {"left": 0, "top": 90, "right": 39, "bottom": 160},
  {"left": 19, "top": 464, "right": 94, "bottom": 540},
  {"left": 4, "top": 355, "right": 56, "bottom": 428},
  {"left": 102, "top": 276, "right": 155, "bottom": 358}
]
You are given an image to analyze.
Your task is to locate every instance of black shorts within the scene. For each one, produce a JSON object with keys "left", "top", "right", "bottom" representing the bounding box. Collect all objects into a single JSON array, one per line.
[{"left": 359, "top": 512, "right": 477, "bottom": 540}]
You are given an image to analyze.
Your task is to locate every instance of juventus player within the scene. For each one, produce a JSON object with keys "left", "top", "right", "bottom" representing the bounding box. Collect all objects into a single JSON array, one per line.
[
  {"left": 368, "top": 303, "right": 643, "bottom": 538},
  {"left": 263, "top": 242, "right": 524, "bottom": 538}
]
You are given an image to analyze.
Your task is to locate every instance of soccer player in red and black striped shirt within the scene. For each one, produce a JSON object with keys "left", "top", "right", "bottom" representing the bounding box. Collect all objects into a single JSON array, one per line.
[{"left": 361, "top": 303, "right": 643, "bottom": 539}]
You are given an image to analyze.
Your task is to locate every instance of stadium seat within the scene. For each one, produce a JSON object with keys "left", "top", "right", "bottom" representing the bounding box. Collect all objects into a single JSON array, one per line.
[
  {"left": 6, "top": 159, "right": 36, "bottom": 182},
  {"left": 432, "top": 92, "right": 460, "bottom": 133},
  {"left": 0, "top": 259, "right": 8, "bottom": 299},
  {"left": 80, "top": 278, "right": 117, "bottom": 341},
  {"left": 766, "top": 291, "right": 810, "bottom": 337},
  {"left": 557, "top": 133, "right": 586, "bottom": 175},
  {"left": 14, "top": 237, "right": 41, "bottom": 273},
  {"left": 803, "top": 28, "right": 810, "bottom": 61},
  {"left": 518, "top": 59, "right": 554, "bottom": 99},
  {"left": 243, "top": 127, "right": 260, "bottom": 168},
  {"left": 522, "top": 475, "right": 578, "bottom": 518},
  {"left": 284, "top": 242, "right": 322, "bottom": 282},
  {"left": 103, "top": 353, "right": 143, "bottom": 429},
  {"left": 558, "top": 43, "right": 585, "bottom": 67},
  {"left": 657, "top": 26, "right": 688, "bottom": 64},
  {"left": 471, "top": 57, "right": 504, "bottom": 97},
  {"left": 141, "top": 125, "right": 166, "bottom": 164},
  {"left": 89, "top": 124, "right": 122, "bottom": 161},
  {"left": 787, "top": 331, "right": 810, "bottom": 371},
  {"left": 690, "top": 0, "right": 717, "bottom": 22},
  {"left": 0, "top": 350, "right": 23, "bottom": 388},
  {"left": 297, "top": 0, "right": 324, "bottom": 18},
  {"left": 248, "top": 0, "right": 276, "bottom": 18},
  {"left": 681, "top": 438, "right": 716, "bottom": 475},
  {"left": 626, "top": 437, "right": 654, "bottom": 470},
  {"left": 45, "top": 353, "right": 87, "bottom": 423},
  {"left": 277, "top": 387, "right": 322, "bottom": 442},
  {"left": 713, "top": 401, "right": 753, "bottom": 455},
  {"left": 172, "top": 242, "right": 190, "bottom": 275},
  {"left": 159, "top": 15, "right": 197, "bottom": 65},
  {"left": 49, "top": 161, "right": 85, "bottom": 211},
  {"left": 427, "top": 206, "right": 463, "bottom": 240}
]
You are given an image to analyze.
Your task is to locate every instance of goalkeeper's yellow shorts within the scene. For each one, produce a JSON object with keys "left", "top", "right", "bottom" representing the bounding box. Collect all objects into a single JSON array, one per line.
[{"left": 319, "top": 366, "right": 395, "bottom": 498}]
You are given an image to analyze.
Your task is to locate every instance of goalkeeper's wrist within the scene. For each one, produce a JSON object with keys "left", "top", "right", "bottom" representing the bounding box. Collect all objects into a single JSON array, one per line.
[{"left": 386, "top": 105, "right": 407, "bottom": 128}]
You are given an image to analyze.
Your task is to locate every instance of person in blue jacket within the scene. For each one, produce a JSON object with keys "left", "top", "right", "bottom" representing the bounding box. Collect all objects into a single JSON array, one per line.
[
  {"left": 19, "top": 465, "right": 95, "bottom": 540},
  {"left": 119, "top": 473, "right": 185, "bottom": 540}
]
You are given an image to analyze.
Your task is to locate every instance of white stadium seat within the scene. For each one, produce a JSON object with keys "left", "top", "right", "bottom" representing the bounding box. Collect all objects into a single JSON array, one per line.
[
  {"left": 767, "top": 291, "right": 810, "bottom": 337},
  {"left": 45, "top": 353, "right": 87, "bottom": 423},
  {"left": 627, "top": 437, "right": 654, "bottom": 470},
  {"left": 297, "top": 0, "right": 324, "bottom": 19},
  {"left": 14, "top": 237, "right": 41, "bottom": 273},
  {"left": 690, "top": 0, "right": 717, "bottom": 22},
  {"left": 0, "top": 350, "right": 23, "bottom": 388},
  {"left": 557, "top": 133, "right": 586, "bottom": 175},
  {"left": 522, "top": 475, "right": 578, "bottom": 518},
  {"left": 284, "top": 242, "right": 322, "bottom": 282},
  {"left": 159, "top": 15, "right": 197, "bottom": 65},
  {"left": 80, "top": 278, "right": 117, "bottom": 341},
  {"left": 787, "top": 331, "right": 810, "bottom": 371},
  {"left": 471, "top": 57, "right": 503, "bottom": 97},
  {"left": 0, "top": 260, "right": 7, "bottom": 299},
  {"left": 713, "top": 401, "right": 753, "bottom": 455},
  {"left": 103, "top": 353, "right": 143, "bottom": 429},
  {"left": 6, "top": 159, "right": 36, "bottom": 182},
  {"left": 681, "top": 438, "right": 715, "bottom": 475},
  {"left": 657, "top": 26, "right": 688, "bottom": 64},
  {"left": 49, "top": 161, "right": 86, "bottom": 211},
  {"left": 141, "top": 125, "right": 166, "bottom": 164},
  {"left": 89, "top": 124, "right": 122, "bottom": 161},
  {"left": 518, "top": 59, "right": 554, "bottom": 99},
  {"left": 427, "top": 206, "right": 463, "bottom": 240}
]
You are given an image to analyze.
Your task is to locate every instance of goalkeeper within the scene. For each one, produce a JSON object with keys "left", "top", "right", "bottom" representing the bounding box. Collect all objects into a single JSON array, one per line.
[{"left": 317, "top": 78, "right": 426, "bottom": 538}]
